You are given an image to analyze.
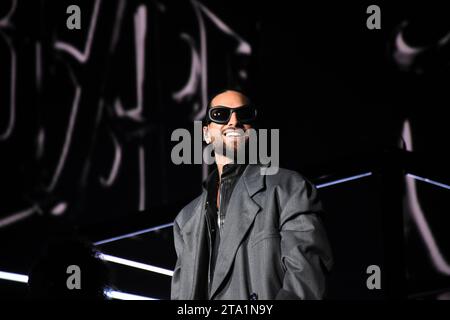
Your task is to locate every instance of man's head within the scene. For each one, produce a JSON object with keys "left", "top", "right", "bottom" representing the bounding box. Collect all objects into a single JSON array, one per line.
[{"left": 203, "top": 90, "right": 256, "bottom": 162}]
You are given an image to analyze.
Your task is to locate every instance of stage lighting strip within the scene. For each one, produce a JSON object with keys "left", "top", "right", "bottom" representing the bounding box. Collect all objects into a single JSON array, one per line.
[
  {"left": 9, "top": 172, "right": 445, "bottom": 298},
  {"left": 94, "top": 222, "right": 174, "bottom": 246},
  {"left": 98, "top": 253, "right": 174, "bottom": 277},
  {"left": 0, "top": 271, "right": 28, "bottom": 283},
  {"left": 104, "top": 289, "right": 156, "bottom": 300},
  {"left": 0, "top": 270, "right": 157, "bottom": 300},
  {"left": 406, "top": 173, "right": 450, "bottom": 190},
  {"left": 94, "top": 172, "right": 374, "bottom": 247},
  {"left": 316, "top": 172, "right": 372, "bottom": 189},
  {"left": 89, "top": 172, "right": 374, "bottom": 280},
  {"left": 2, "top": 172, "right": 446, "bottom": 298}
]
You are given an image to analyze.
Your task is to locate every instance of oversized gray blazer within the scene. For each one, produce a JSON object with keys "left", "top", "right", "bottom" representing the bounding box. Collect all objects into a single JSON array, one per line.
[{"left": 171, "top": 164, "right": 333, "bottom": 300}]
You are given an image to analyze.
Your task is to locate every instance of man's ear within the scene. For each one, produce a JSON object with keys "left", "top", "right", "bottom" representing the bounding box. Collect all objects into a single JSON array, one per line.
[{"left": 203, "top": 126, "right": 211, "bottom": 144}]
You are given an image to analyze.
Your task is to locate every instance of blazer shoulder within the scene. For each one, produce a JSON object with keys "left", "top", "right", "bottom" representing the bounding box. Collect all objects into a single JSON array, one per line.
[
  {"left": 264, "top": 167, "right": 310, "bottom": 188},
  {"left": 174, "top": 192, "right": 205, "bottom": 230},
  {"left": 259, "top": 166, "right": 320, "bottom": 202}
]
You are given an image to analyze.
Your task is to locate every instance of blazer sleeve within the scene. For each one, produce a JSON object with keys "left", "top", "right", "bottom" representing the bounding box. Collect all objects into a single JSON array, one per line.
[
  {"left": 276, "top": 177, "right": 333, "bottom": 300},
  {"left": 170, "top": 220, "right": 183, "bottom": 300}
]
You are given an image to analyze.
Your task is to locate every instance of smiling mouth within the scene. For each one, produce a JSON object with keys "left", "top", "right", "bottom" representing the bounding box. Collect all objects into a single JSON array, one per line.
[{"left": 222, "top": 129, "right": 245, "bottom": 138}]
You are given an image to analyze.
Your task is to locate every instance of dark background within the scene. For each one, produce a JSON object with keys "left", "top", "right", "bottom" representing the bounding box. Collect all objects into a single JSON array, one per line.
[{"left": 0, "top": 0, "right": 449, "bottom": 299}]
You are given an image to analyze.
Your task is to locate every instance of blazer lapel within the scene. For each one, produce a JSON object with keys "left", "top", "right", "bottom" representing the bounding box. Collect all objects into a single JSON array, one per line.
[{"left": 209, "top": 164, "right": 265, "bottom": 299}]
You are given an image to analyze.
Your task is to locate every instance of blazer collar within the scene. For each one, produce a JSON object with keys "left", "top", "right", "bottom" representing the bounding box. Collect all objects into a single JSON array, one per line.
[
  {"left": 181, "top": 164, "right": 266, "bottom": 299},
  {"left": 209, "top": 164, "right": 266, "bottom": 299},
  {"left": 243, "top": 164, "right": 266, "bottom": 197}
]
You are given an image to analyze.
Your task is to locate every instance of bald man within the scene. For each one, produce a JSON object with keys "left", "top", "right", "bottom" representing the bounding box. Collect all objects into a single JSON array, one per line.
[{"left": 171, "top": 90, "right": 333, "bottom": 300}]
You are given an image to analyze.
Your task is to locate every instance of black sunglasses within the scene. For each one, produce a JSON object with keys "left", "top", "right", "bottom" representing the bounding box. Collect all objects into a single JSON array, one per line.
[{"left": 207, "top": 105, "right": 257, "bottom": 124}]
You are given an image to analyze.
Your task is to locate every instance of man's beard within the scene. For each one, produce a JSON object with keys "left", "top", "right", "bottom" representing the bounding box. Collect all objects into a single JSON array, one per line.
[{"left": 213, "top": 137, "right": 249, "bottom": 164}]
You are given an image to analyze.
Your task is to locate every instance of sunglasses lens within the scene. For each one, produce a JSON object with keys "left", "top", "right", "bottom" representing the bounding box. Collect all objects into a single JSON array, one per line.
[
  {"left": 237, "top": 106, "right": 256, "bottom": 122},
  {"left": 209, "top": 108, "right": 230, "bottom": 123},
  {"left": 208, "top": 105, "right": 257, "bottom": 124}
]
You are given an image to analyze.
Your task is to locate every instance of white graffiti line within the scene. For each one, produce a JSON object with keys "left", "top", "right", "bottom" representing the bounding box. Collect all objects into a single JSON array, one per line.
[
  {"left": 135, "top": 5, "right": 146, "bottom": 112},
  {"left": 0, "top": 30, "right": 16, "bottom": 140},
  {"left": 402, "top": 119, "right": 450, "bottom": 275},
  {"left": 138, "top": 145, "right": 146, "bottom": 212},
  {"left": 114, "top": 5, "right": 147, "bottom": 121},
  {"left": 395, "top": 21, "right": 450, "bottom": 53},
  {"left": 191, "top": 0, "right": 208, "bottom": 121},
  {"left": 172, "top": 33, "right": 201, "bottom": 103},
  {"left": 176, "top": 1, "right": 252, "bottom": 120},
  {"left": 0, "top": 205, "right": 37, "bottom": 228},
  {"left": 35, "top": 42, "right": 42, "bottom": 92},
  {"left": 197, "top": 1, "right": 251, "bottom": 55},
  {"left": 36, "top": 127, "right": 45, "bottom": 160},
  {"left": 99, "top": 132, "right": 122, "bottom": 187},
  {"left": 190, "top": 1, "right": 210, "bottom": 182},
  {"left": 395, "top": 30, "right": 425, "bottom": 56},
  {"left": 46, "top": 84, "right": 82, "bottom": 192},
  {"left": 438, "top": 32, "right": 450, "bottom": 46},
  {"left": 110, "top": 0, "right": 127, "bottom": 53},
  {"left": 0, "top": 0, "right": 17, "bottom": 27},
  {"left": 405, "top": 175, "right": 450, "bottom": 275},
  {"left": 54, "top": 0, "right": 101, "bottom": 63},
  {"left": 401, "top": 118, "right": 413, "bottom": 151},
  {"left": 174, "top": 0, "right": 254, "bottom": 103}
]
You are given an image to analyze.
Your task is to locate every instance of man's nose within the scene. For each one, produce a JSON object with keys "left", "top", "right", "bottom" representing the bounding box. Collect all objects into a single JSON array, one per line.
[{"left": 227, "top": 111, "right": 240, "bottom": 126}]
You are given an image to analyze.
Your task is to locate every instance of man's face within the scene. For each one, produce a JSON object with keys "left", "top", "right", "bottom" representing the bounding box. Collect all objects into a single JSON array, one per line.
[{"left": 204, "top": 91, "right": 253, "bottom": 159}]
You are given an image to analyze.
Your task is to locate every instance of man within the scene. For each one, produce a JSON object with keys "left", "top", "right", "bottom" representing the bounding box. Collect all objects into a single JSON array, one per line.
[{"left": 171, "top": 90, "right": 333, "bottom": 300}]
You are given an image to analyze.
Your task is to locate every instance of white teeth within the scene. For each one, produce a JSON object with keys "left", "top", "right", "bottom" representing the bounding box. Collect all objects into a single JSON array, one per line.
[{"left": 224, "top": 131, "right": 242, "bottom": 137}]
